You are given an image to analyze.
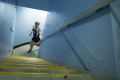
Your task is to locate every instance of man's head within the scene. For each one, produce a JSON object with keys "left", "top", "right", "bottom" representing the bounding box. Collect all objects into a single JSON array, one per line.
[{"left": 35, "top": 22, "right": 40, "bottom": 28}]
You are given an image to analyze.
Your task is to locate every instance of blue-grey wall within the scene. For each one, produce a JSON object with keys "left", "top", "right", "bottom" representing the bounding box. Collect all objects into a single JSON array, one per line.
[
  {"left": 17, "top": 0, "right": 50, "bottom": 11},
  {"left": 38, "top": 0, "right": 116, "bottom": 79},
  {"left": 0, "top": 0, "right": 16, "bottom": 59},
  {"left": 63, "top": 7, "right": 115, "bottom": 76},
  {"left": 43, "top": 0, "right": 100, "bottom": 37},
  {"left": 38, "top": 32, "right": 86, "bottom": 70},
  {"left": 111, "top": 0, "right": 120, "bottom": 80}
]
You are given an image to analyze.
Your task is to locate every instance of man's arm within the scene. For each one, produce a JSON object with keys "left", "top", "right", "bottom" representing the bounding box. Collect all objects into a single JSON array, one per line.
[
  {"left": 29, "top": 30, "right": 33, "bottom": 36},
  {"left": 38, "top": 28, "right": 41, "bottom": 35}
]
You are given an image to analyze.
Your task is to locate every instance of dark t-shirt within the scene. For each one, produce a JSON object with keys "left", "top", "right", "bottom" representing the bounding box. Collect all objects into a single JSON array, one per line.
[{"left": 32, "top": 28, "right": 40, "bottom": 43}]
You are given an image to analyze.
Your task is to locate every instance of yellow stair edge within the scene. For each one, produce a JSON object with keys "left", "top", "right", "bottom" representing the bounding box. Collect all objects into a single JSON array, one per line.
[
  {"left": 0, "top": 72, "right": 89, "bottom": 77},
  {"left": 0, "top": 63, "right": 60, "bottom": 67},
  {"left": 0, "top": 65, "right": 64, "bottom": 68},
  {"left": 3, "top": 62, "right": 52, "bottom": 64},
  {"left": 0, "top": 66, "right": 77, "bottom": 71},
  {"left": 6, "top": 56, "right": 46, "bottom": 61}
]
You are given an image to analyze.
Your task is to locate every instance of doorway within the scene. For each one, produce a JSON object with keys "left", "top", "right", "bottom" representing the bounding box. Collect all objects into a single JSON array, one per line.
[{"left": 13, "top": 6, "right": 48, "bottom": 57}]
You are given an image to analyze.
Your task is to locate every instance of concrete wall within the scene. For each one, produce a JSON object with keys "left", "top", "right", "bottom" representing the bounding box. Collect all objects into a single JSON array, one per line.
[
  {"left": 0, "top": 0, "right": 16, "bottom": 59},
  {"left": 38, "top": 32, "right": 86, "bottom": 70},
  {"left": 17, "top": 0, "right": 50, "bottom": 11},
  {"left": 63, "top": 7, "right": 115, "bottom": 77},
  {"left": 43, "top": 0, "right": 100, "bottom": 37},
  {"left": 38, "top": 0, "right": 116, "bottom": 79},
  {"left": 111, "top": 0, "right": 120, "bottom": 80}
]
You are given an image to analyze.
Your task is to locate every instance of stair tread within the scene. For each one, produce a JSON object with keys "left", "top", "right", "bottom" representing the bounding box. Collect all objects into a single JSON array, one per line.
[{"left": 0, "top": 56, "right": 89, "bottom": 77}]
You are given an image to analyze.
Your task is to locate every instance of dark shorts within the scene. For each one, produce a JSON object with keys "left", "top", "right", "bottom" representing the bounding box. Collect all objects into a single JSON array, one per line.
[{"left": 32, "top": 37, "right": 40, "bottom": 43}]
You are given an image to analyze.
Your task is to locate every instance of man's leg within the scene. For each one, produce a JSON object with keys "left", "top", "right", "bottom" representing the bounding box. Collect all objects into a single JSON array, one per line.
[{"left": 27, "top": 41, "right": 36, "bottom": 53}]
